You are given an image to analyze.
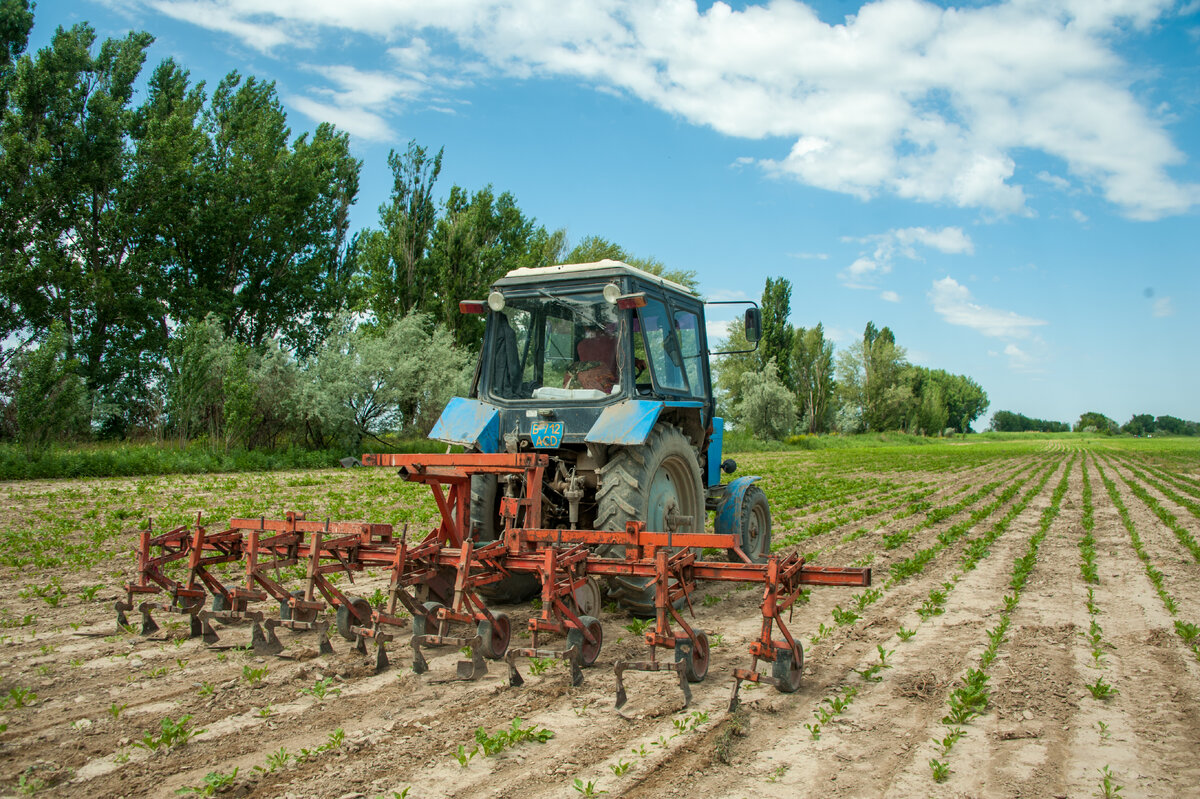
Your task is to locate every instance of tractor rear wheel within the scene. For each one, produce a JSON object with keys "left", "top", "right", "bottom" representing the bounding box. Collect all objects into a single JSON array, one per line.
[
  {"left": 595, "top": 424, "right": 704, "bottom": 616},
  {"left": 469, "top": 474, "right": 541, "bottom": 603}
]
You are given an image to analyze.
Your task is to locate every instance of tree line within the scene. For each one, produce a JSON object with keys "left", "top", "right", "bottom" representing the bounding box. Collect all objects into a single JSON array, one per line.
[
  {"left": 0, "top": 7, "right": 689, "bottom": 453},
  {"left": 714, "top": 277, "right": 990, "bottom": 440}
]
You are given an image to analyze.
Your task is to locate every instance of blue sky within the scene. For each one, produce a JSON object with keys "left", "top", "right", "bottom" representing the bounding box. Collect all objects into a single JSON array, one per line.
[{"left": 33, "top": 0, "right": 1200, "bottom": 427}]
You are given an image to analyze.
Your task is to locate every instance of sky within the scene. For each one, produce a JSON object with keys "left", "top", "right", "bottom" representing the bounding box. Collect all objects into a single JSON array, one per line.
[{"left": 30, "top": 0, "right": 1200, "bottom": 427}]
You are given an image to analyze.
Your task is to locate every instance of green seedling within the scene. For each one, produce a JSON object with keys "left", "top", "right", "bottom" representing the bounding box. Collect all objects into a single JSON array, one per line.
[
  {"left": 2, "top": 686, "right": 37, "bottom": 709},
  {"left": 198, "top": 681, "right": 215, "bottom": 697},
  {"left": 609, "top": 759, "right": 632, "bottom": 776},
  {"left": 631, "top": 744, "right": 647, "bottom": 757},
  {"left": 174, "top": 768, "right": 238, "bottom": 797},
  {"left": 1096, "top": 720, "right": 1110, "bottom": 740},
  {"left": 108, "top": 702, "right": 128, "bottom": 720},
  {"left": 766, "top": 764, "right": 789, "bottom": 783},
  {"left": 572, "top": 779, "right": 607, "bottom": 796},
  {"left": 831, "top": 605, "right": 859, "bottom": 626},
  {"left": 897, "top": 627, "right": 916, "bottom": 641},
  {"left": 326, "top": 728, "right": 346, "bottom": 749},
  {"left": 256, "top": 705, "right": 273, "bottom": 718},
  {"left": 299, "top": 677, "right": 340, "bottom": 699},
  {"left": 242, "top": 665, "right": 268, "bottom": 686},
  {"left": 804, "top": 722, "right": 821, "bottom": 740},
  {"left": 1175, "top": 620, "right": 1199, "bottom": 645},
  {"left": 624, "top": 618, "right": 651, "bottom": 636},
  {"left": 930, "top": 758, "right": 950, "bottom": 783},
  {"left": 134, "top": 715, "right": 204, "bottom": 751},
  {"left": 1097, "top": 765, "right": 1123, "bottom": 798},
  {"left": 528, "top": 657, "right": 554, "bottom": 676},
  {"left": 1086, "top": 677, "right": 1119, "bottom": 700}
]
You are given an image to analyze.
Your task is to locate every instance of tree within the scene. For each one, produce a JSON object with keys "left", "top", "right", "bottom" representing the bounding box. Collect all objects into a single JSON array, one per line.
[
  {"left": 1075, "top": 411, "right": 1118, "bottom": 434},
  {"left": 0, "top": 22, "right": 158, "bottom": 413},
  {"left": 734, "top": 359, "right": 796, "bottom": 441},
  {"left": 712, "top": 317, "right": 755, "bottom": 422},
  {"left": 302, "top": 312, "right": 472, "bottom": 446},
  {"left": 357, "top": 140, "right": 443, "bottom": 323},
  {"left": 791, "top": 323, "right": 835, "bottom": 433},
  {"left": 759, "top": 277, "right": 794, "bottom": 391},
  {"left": 989, "top": 410, "right": 1069, "bottom": 433},
  {"left": 839, "top": 322, "right": 909, "bottom": 432},
  {"left": 1155, "top": 415, "right": 1187, "bottom": 435},
  {"left": 14, "top": 321, "right": 87, "bottom": 452},
  {"left": 428, "top": 184, "right": 563, "bottom": 348},
  {"left": 1122, "top": 414, "right": 1155, "bottom": 436},
  {"left": 0, "top": 0, "right": 34, "bottom": 122},
  {"left": 903, "top": 367, "right": 988, "bottom": 434},
  {"left": 563, "top": 235, "right": 697, "bottom": 292},
  {"left": 195, "top": 73, "right": 360, "bottom": 353}
]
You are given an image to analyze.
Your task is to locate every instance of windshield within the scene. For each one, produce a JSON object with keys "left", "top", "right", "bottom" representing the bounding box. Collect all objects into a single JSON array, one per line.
[{"left": 486, "top": 290, "right": 626, "bottom": 402}]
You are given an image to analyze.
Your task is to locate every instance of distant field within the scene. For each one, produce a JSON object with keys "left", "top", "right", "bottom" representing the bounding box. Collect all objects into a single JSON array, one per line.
[{"left": 1, "top": 437, "right": 1198, "bottom": 797}]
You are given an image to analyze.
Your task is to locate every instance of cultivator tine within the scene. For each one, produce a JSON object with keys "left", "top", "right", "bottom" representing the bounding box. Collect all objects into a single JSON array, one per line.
[
  {"left": 504, "top": 644, "right": 584, "bottom": 688},
  {"left": 505, "top": 652, "right": 525, "bottom": 687},
  {"left": 412, "top": 637, "right": 429, "bottom": 675},
  {"left": 315, "top": 620, "right": 334, "bottom": 656},
  {"left": 197, "top": 612, "right": 220, "bottom": 645},
  {"left": 614, "top": 662, "right": 628, "bottom": 709},
  {"left": 455, "top": 635, "right": 488, "bottom": 680},
  {"left": 613, "top": 658, "right": 692, "bottom": 709},
  {"left": 253, "top": 620, "right": 284, "bottom": 656},
  {"left": 115, "top": 600, "right": 131, "bottom": 630},
  {"left": 138, "top": 603, "right": 160, "bottom": 636},
  {"left": 374, "top": 639, "right": 390, "bottom": 673}
]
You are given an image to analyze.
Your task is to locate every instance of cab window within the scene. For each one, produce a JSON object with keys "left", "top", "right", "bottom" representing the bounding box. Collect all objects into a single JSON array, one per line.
[{"left": 636, "top": 298, "right": 688, "bottom": 394}]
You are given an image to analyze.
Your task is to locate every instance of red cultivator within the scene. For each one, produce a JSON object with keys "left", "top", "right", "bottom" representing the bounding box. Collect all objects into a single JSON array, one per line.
[{"left": 118, "top": 452, "right": 869, "bottom": 709}]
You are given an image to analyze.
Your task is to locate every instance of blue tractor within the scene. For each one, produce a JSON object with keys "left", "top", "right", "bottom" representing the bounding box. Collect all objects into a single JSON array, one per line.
[{"left": 430, "top": 259, "right": 769, "bottom": 614}]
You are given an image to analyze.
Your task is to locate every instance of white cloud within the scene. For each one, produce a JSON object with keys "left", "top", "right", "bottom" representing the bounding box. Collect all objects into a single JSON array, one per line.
[
  {"left": 880, "top": 290, "right": 901, "bottom": 302},
  {"left": 1037, "top": 171, "right": 1072, "bottom": 192},
  {"left": 1071, "top": 209, "right": 1089, "bottom": 223},
  {"left": 929, "top": 276, "right": 1047, "bottom": 338},
  {"left": 840, "top": 226, "right": 972, "bottom": 288},
  {"left": 1152, "top": 297, "right": 1175, "bottom": 317},
  {"left": 144, "top": 0, "right": 1198, "bottom": 219},
  {"left": 286, "top": 64, "right": 434, "bottom": 140},
  {"left": 786, "top": 251, "right": 829, "bottom": 260}
]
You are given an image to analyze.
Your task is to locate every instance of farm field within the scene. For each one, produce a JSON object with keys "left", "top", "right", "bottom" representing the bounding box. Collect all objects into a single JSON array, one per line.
[{"left": 1, "top": 438, "right": 1199, "bottom": 798}]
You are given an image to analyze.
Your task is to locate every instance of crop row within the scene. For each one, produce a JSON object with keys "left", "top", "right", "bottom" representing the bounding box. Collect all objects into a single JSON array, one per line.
[
  {"left": 927, "top": 458, "right": 1073, "bottom": 784},
  {"left": 1093, "top": 458, "right": 1200, "bottom": 663}
]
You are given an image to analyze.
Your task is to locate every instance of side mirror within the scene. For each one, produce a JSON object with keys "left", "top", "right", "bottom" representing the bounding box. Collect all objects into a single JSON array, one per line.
[{"left": 744, "top": 307, "right": 762, "bottom": 343}]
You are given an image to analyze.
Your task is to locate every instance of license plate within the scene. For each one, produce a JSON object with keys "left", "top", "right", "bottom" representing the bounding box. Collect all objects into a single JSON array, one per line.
[{"left": 530, "top": 421, "right": 565, "bottom": 448}]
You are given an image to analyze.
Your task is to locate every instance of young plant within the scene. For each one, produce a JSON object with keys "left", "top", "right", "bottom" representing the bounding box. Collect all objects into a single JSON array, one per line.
[
  {"left": 609, "top": 759, "right": 633, "bottom": 776},
  {"left": 1086, "top": 677, "right": 1119, "bottom": 700},
  {"left": 134, "top": 715, "right": 205, "bottom": 751},
  {"left": 242, "top": 664, "right": 268, "bottom": 686},
  {"left": 572, "top": 778, "right": 607, "bottom": 796},
  {"left": 1097, "top": 765, "right": 1123, "bottom": 798},
  {"left": 174, "top": 768, "right": 238, "bottom": 797},
  {"left": 929, "top": 758, "right": 950, "bottom": 783}
]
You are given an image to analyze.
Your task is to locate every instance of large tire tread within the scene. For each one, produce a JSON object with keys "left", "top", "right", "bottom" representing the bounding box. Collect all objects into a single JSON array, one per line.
[{"left": 595, "top": 424, "right": 704, "bottom": 617}]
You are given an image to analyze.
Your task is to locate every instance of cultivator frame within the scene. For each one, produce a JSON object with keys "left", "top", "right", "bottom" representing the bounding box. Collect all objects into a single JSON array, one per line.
[{"left": 118, "top": 452, "right": 870, "bottom": 708}]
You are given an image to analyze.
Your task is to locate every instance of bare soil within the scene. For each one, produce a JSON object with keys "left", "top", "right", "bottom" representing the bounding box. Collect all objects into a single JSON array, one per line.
[{"left": 1, "top": 444, "right": 1198, "bottom": 798}]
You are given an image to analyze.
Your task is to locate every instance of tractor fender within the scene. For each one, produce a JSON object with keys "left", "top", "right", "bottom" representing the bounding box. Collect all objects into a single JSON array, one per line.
[
  {"left": 584, "top": 400, "right": 664, "bottom": 446},
  {"left": 428, "top": 397, "right": 501, "bottom": 453},
  {"left": 714, "top": 475, "right": 764, "bottom": 539}
]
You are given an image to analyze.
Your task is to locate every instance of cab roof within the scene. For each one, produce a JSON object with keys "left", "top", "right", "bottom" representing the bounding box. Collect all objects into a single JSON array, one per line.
[{"left": 497, "top": 259, "right": 695, "bottom": 296}]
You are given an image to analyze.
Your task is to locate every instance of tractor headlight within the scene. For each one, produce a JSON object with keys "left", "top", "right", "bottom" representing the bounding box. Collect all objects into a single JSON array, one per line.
[
  {"left": 487, "top": 291, "right": 506, "bottom": 311},
  {"left": 603, "top": 283, "right": 621, "bottom": 304}
]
